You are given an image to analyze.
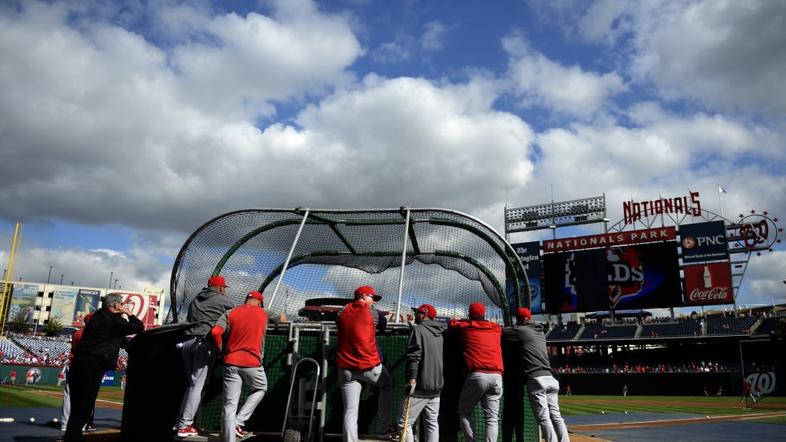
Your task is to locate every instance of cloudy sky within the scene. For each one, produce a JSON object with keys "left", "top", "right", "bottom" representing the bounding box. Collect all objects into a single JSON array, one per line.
[{"left": 1, "top": 0, "right": 784, "bottom": 311}]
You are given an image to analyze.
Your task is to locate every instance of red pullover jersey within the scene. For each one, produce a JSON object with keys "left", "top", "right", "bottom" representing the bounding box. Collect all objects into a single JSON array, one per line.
[
  {"left": 210, "top": 304, "right": 269, "bottom": 368},
  {"left": 336, "top": 300, "right": 381, "bottom": 370},
  {"left": 449, "top": 319, "right": 504, "bottom": 374},
  {"left": 68, "top": 329, "right": 84, "bottom": 363}
]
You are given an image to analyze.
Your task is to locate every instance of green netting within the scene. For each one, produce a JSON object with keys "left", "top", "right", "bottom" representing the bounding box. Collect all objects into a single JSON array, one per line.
[{"left": 196, "top": 327, "right": 537, "bottom": 441}]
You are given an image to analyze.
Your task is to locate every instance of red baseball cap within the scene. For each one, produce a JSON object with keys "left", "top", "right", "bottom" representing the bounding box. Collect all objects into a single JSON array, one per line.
[
  {"left": 246, "top": 291, "right": 264, "bottom": 302},
  {"left": 354, "top": 285, "right": 382, "bottom": 301},
  {"left": 208, "top": 275, "right": 228, "bottom": 287},
  {"left": 516, "top": 307, "right": 532, "bottom": 321},
  {"left": 411, "top": 304, "right": 437, "bottom": 319},
  {"left": 469, "top": 302, "right": 486, "bottom": 319}
]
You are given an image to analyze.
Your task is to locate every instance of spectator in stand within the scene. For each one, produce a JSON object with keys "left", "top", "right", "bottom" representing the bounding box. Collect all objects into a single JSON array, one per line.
[
  {"left": 176, "top": 275, "right": 236, "bottom": 438},
  {"left": 449, "top": 302, "right": 504, "bottom": 442},
  {"left": 65, "top": 293, "right": 143, "bottom": 442},
  {"left": 336, "top": 285, "right": 394, "bottom": 441}
]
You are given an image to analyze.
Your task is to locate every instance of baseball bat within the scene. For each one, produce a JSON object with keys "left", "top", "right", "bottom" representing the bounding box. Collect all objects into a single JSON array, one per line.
[{"left": 400, "top": 393, "right": 413, "bottom": 442}]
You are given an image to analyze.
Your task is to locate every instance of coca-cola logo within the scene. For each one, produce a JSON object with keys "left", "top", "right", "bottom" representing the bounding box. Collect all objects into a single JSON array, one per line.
[{"left": 688, "top": 286, "right": 730, "bottom": 302}]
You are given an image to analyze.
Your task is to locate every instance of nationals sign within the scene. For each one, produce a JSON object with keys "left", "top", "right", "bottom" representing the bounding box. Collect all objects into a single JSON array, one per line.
[
  {"left": 543, "top": 226, "right": 676, "bottom": 253},
  {"left": 683, "top": 262, "right": 734, "bottom": 305}
]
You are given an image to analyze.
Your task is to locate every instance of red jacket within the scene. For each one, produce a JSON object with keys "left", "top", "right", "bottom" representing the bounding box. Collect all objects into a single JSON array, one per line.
[
  {"left": 336, "top": 300, "right": 381, "bottom": 370},
  {"left": 449, "top": 319, "right": 504, "bottom": 374},
  {"left": 211, "top": 304, "right": 269, "bottom": 368},
  {"left": 68, "top": 329, "right": 84, "bottom": 363}
]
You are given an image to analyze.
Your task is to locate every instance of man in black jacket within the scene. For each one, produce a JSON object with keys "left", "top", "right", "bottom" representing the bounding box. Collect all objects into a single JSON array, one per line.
[
  {"left": 502, "top": 308, "right": 569, "bottom": 442},
  {"left": 64, "top": 292, "right": 144, "bottom": 441},
  {"left": 397, "top": 304, "right": 445, "bottom": 442}
]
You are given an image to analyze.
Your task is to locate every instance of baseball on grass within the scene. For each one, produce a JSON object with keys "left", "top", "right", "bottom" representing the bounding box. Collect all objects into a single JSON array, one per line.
[
  {"left": 624, "top": 411, "right": 628, "bottom": 414},
  {"left": 601, "top": 411, "right": 606, "bottom": 415},
  {"left": 29, "top": 417, "right": 35, "bottom": 423}
]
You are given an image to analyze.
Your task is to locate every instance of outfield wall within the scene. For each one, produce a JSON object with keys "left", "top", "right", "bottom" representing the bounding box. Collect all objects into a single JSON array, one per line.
[
  {"left": 0, "top": 365, "right": 123, "bottom": 387},
  {"left": 556, "top": 372, "right": 743, "bottom": 396}
]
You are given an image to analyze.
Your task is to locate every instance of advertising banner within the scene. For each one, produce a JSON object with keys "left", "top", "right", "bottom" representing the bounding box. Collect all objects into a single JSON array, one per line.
[
  {"left": 119, "top": 292, "right": 161, "bottom": 329},
  {"left": 544, "top": 242, "right": 682, "bottom": 313},
  {"left": 10, "top": 284, "right": 39, "bottom": 323},
  {"left": 73, "top": 289, "right": 100, "bottom": 326},
  {"left": 543, "top": 226, "right": 676, "bottom": 253},
  {"left": 680, "top": 221, "right": 729, "bottom": 264},
  {"left": 50, "top": 288, "right": 78, "bottom": 324},
  {"left": 101, "top": 371, "right": 116, "bottom": 387},
  {"left": 683, "top": 262, "right": 734, "bottom": 305},
  {"left": 510, "top": 241, "right": 543, "bottom": 313}
]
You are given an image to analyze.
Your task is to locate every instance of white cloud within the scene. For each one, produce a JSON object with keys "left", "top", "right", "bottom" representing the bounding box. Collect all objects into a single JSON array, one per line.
[
  {"left": 421, "top": 20, "right": 448, "bottom": 51},
  {"left": 569, "top": 0, "right": 786, "bottom": 117},
  {"left": 294, "top": 74, "right": 535, "bottom": 210},
  {"left": 373, "top": 40, "right": 412, "bottom": 63},
  {"left": 168, "top": 1, "right": 362, "bottom": 119},
  {"left": 739, "top": 251, "right": 786, "bottom": 306},
  {"left": 502, "top": 34, "right": 627, "bottom": 118},
  {"left": 0, "top": 242, "right": 170, "bottom": 294}
]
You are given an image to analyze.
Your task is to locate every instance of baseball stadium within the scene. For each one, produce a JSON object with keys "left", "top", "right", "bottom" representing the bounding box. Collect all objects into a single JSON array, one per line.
[{"left": 0, "top": 199, "right": 784, "bottom": 442}]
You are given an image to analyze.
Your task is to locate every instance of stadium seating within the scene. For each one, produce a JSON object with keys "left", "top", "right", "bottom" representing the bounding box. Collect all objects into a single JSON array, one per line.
[
  {"left": 578, "top": 323, "right": 637, "bottom": 340},
  {"left": 546, "top": 322, "right": 580, "bottom": 341},
  {"left": 753, "top": 317, "right": 780, "bottom": 336},
  {"left": 640, "top": 319, "right": 701, "bottom": 338},
  {"left": 0, "top": 337, "right": 25, "bottom": 360},
  {"left": 10, "top": 335, "right": 71, "bottom": 366},
  {"left": 704, "top": 316, "right": 757, "bottom": 335}
]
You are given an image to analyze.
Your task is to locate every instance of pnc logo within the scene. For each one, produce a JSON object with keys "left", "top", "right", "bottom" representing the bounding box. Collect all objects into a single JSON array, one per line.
[{"left": 682, "top": 234, "right": 725, "bottom": 250}]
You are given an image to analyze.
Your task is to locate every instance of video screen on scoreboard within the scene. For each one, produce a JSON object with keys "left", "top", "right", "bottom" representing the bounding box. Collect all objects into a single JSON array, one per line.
[{"left": 544, "top": 242, "right": 682, "bottom": 313}]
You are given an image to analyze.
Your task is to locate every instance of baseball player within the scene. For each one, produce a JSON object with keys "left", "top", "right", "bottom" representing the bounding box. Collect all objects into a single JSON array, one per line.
[
  {"left": 210, "top": 291, "right": 284, "bottom": 442},
  {"left": 9, "top": 369, "right": 16, "bottom": 385},
  {"left": 176, "top": 275, "right": 235, "bottom": 438},
  {"left": 398, "top": 304, "right": 445, "bottom": 442},
  {"left": 449, "top": 302, "right": 504, "bottom": 442},
  {"left": 336, "top": 285, "right": 394, "bottom": 441},
  {"left": 503, "top": 308, "right": 569, "bottom": 442}
]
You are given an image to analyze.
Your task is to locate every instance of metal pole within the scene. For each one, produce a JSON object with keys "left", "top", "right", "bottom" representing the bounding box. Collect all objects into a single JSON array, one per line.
[
  {"left": 0, "top": 223, "right": 22, "bottom": 336},
  {"left": 269, "top": 209, "right": 310, "bottom": 308},
  {"left": 108, "top": 271, "right": 113, "bottom": 291},
  {"left": 395, "top": 209, "right": 411, "bottom": 323}
]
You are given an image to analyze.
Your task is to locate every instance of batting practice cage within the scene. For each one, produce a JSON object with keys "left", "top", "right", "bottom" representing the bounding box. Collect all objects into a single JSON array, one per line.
[{"left": 122, "top": 208, "right": 537, "bottom": 441}]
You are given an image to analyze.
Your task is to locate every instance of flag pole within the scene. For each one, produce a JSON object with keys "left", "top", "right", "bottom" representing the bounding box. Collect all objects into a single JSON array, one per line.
[{"left": 717, "top": 184, "right": 725, "bottom": 218}]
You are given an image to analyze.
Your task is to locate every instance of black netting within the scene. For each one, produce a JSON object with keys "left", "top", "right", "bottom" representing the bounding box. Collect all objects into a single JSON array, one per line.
[{"left": 169, "top": 209, "right": 529, "bottom": 325}]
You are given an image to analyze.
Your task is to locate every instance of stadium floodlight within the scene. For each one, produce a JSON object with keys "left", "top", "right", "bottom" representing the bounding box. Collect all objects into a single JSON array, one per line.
[{"left": 505, "top": 195, "right": 607, "bottom": 233}]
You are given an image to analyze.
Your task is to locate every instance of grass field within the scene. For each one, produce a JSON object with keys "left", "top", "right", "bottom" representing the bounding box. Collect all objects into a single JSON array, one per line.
[
  {"left": 0, "top": 385, "right": 124, "bottom": 408},
  {"left": 559, "top": 395, "right": 786, "bottom": 418}
]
